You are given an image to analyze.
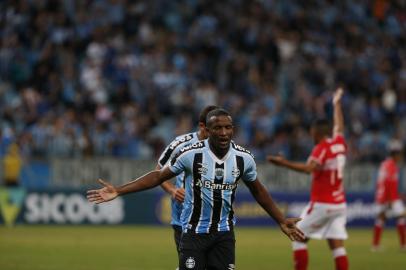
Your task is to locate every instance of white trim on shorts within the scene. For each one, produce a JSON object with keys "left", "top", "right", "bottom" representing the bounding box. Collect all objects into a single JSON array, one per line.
[{"left": 375, "top": 199, "right": 405, "bottom": 218}]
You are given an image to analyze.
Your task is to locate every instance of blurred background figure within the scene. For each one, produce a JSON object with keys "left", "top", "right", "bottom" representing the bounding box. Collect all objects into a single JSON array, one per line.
[
  {"left": 372, "top": 139, "right": 406, "bottom": 251},
  {"left": 2, "top": 143, "right": 22, "bottom": 187}
]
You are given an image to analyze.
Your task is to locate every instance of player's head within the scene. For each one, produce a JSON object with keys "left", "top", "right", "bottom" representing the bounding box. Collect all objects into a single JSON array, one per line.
[
  {"left": 206, "top": 108, "right": 233, "bottom": 150},
  {"left": 197, "top": 105, "right": 220, "bottom": 138},
  {"left": 310, "top": 118, "right": 331, "bottom": 143},
  {"left": 387, "top": 139, "right": 403, "bottom": 162}
]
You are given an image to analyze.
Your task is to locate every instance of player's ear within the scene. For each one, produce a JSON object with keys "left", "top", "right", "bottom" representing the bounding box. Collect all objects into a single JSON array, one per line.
[
  {"left": 198, "top": 122, "right": 205, "bottom": 130},
  {"left": 205, "top": 122, "right": 211, "bottom": 134}
]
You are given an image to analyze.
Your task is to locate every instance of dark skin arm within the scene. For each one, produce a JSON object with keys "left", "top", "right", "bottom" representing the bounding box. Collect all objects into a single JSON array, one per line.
[
  {"left": 87, "top": 167, "right": 177, "bottom": 204},
  {"left": 245, "top": 179, "right": 305, "bottom": 241}
]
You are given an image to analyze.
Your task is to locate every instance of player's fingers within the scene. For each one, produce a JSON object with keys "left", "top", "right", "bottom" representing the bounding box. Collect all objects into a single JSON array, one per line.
[
  {"left": 87, "top": 189, "right": 99, "bottom": 195},
  {"left": 87, "top": 194, "right": 101, "bottom": 201},
  {"left": 295, "top": 229, "right": 305, "bottom": 241},
  {"left": 87, "top": 196, "right": 101, "bottom": 203},
  {"left": 87, "top": 194, "right": 102, "bottom": 200},
  {"left": 175, "top": 194, "right": 185, "bottom": 203},
  {"left": 94, "top": 199, "right": 106, "bottom": 204},
  {"left": 98, "top": 178, "right": 110, "bottom": 187},
  {"left": 290, "top": 217, "right": 302, "bottom": 224},
  {"left": 178, "top": 190, "right": 185, "bottom": 198}
]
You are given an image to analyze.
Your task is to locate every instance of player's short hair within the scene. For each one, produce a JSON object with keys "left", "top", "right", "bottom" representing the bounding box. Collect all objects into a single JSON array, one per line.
[
  {"left": 198, "top": 105, "right": 220, "bottom": 125},
  {"left": 311, "top": 118, "right": 331, "bottom": 136},
  {"left": 206, "top": 108, "right": 231, "bottom": 126}
]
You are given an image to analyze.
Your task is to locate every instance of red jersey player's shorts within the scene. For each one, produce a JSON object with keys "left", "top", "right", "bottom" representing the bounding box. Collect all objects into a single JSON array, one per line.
[
  {"left": 298, "top": 202, "right": 348, "bottom": 240},
  {"left": 375, "top": 200, "right": 405, "bottom": 218}
]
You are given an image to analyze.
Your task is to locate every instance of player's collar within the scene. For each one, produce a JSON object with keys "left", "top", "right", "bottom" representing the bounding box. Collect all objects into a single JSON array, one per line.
[{"left": 205, "top": 139, "right": 232, "bottom": 164}]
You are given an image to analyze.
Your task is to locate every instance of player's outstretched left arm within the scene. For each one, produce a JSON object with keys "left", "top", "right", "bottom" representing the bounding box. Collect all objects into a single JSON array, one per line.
[
  {"left": 245, "top": 179, "right": 305, "bottom": 241},
  {"left": 87, "top": 167, "right": 177, "bottom": 204},
  {"left": 267, "top": 154, "right": 319, "bottom": 174}
]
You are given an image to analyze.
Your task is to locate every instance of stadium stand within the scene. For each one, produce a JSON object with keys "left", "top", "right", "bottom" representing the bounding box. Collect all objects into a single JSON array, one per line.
[{"left": 1, "top": 0, "right": 406, "bottom": 163}]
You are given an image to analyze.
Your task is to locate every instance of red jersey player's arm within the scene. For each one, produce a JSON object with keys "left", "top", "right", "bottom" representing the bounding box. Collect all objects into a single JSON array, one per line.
[
  {"left": 333, "top": 88, "right": 344, "bottom": 137},
  {"left": 245, "top": 179, "right": 305, "bottom": 242},
  {"left": 267, "top": 155, "right": 319, "bottom": 174}
]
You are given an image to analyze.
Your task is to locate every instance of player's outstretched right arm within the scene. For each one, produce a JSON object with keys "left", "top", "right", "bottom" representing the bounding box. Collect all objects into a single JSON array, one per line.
[
  {"left": 87, "top": 167, "right": 176, "bottom": 204},
  {"left": 333, "top": 87, "right": 344, "bottom": 137},
  {"left": 245, "top": 179, "right": 305, "bottom": 242}
]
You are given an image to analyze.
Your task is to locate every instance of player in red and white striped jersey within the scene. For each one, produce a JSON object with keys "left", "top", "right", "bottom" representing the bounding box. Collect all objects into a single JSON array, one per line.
[
  {"left": 268, "top": 88, "right": 349, "bottom": 270},
  {"left": 372, "top": 140, "right": 406, "bottom": 251}
]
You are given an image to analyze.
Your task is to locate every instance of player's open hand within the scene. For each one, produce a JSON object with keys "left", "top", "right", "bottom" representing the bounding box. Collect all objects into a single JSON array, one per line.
[
  {"left": 333, "top": 87, "right": 344, "bottom": 105},
  {"left": 172, "top": 188, "right": 185, "bottom": 203},
  {"left": 87, "top": 179, "right": 118, "bottom": 204},
  {"left": 267, "top": 155, "right": 286, "bottom": 166},
  {"left": 279, "top": 218, "right": 306, "bottom": 242}
]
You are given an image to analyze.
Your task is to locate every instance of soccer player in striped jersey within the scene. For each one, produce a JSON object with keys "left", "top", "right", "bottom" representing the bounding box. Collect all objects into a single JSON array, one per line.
[
  {"left": 372, "top": 140, "right": 406, "bottom": 251},
  {"left": 156, "top": 105, "right": 219, "bottom": 260},
  {"left": 268, "top": 88, "right": 349, "bottom": 270},
  {"left": 87, "top": 108, "right": 305, "bottom": 270}
]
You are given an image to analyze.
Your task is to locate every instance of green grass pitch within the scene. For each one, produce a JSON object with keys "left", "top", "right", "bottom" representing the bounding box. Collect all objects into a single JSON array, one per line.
[{"left": 0, "top": 226, "right": 405, "bottom": 270}]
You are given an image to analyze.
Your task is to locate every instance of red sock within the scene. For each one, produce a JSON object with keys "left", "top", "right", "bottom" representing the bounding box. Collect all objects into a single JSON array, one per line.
[
  {"left": 293, "top": 249, "right": 308, "bottom": 270},
  {"left": 335, "top": 255, "right": 349, "bottom": 270},
  {"left": 396, "top": 218, "right": 406, "bottom": 247},
  {"left": 292, "top": 241, "right": 308, "bottom": 270},
  {"left": 372, "top": 220, "right": 384, "bottom": 247},
  {"left": 333, "top": 248, "right": 348, "bottom": 270}
]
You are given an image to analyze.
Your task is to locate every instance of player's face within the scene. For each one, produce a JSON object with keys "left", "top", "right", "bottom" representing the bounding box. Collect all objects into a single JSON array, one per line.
[
  {"left": 310, "top": 126, "right": 318, "bottom": 142},
  {"left": 207, "top": 115, "right": 234, "bottom": 149},
  {"left": 394, "top": 152, "right": 403, "bottom": 162},
  {"left": 310, "top": 125, "right": 327, "bottom": 143}
]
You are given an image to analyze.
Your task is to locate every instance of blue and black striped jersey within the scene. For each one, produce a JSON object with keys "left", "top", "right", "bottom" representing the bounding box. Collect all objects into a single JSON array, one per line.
[
  {"left": 169, "top": 139, "right": 257, "bottom": 233},
  {"left": 157, "top": 132, "right": 199, "bottom": 226}
]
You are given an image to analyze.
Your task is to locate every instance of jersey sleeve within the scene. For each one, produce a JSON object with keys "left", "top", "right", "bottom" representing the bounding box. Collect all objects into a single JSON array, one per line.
[
  {"left": 308, "top": 144, "right": 327, "bottom": 165},
  {"left": 157, "top": 138, "right": 183, "bottom": 168},
  {"left": 242, "top": 155, "right": 257, "bottom": 182},
  {"left": 168, "top": 151, "right": 189, "bottom": 175},
  {"left": 334, "top": 134, "right": 348, "bottom": 151}
]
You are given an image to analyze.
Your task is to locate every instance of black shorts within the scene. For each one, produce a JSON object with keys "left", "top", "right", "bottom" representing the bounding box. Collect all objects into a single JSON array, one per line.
[
  {"left": 173, "top": 225, "right": 182, "bottom": 255},
  {"left": 179, "top": 230, "right": 235, "bottom": 270}
]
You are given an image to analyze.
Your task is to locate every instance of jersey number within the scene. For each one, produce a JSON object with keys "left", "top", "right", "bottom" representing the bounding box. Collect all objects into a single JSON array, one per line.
[{"left": 336, "top": 154, "right": 346, "bottom": 179}]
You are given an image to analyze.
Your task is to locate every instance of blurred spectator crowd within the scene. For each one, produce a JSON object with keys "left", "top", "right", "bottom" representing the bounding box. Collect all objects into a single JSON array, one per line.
[{"left": 1, "top": 0, "right": 406, "bottom": 163}]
